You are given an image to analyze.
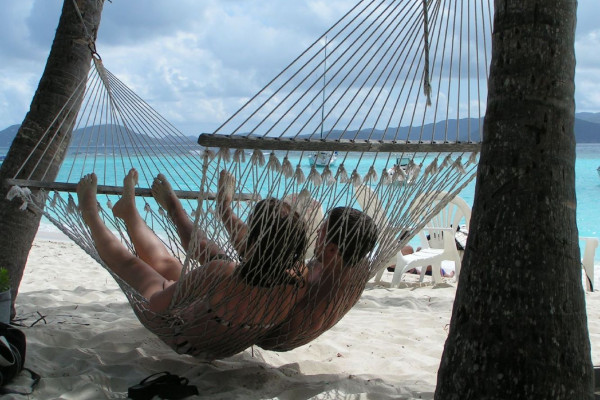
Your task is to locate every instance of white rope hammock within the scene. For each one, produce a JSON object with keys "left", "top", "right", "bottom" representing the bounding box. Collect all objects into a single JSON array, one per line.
[{"left": 7, "top": 0, "right": 491, "bottom": 360}]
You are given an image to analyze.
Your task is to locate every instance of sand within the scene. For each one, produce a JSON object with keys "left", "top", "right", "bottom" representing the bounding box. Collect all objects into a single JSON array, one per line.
[{"left": 4, "top": 235, "right": 600, "bottom": 399}]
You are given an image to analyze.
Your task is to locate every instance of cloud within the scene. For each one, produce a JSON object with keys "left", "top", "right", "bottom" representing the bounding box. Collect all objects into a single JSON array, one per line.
[{"left": 0, "top": 0, "right": 598, "bottom": 135}]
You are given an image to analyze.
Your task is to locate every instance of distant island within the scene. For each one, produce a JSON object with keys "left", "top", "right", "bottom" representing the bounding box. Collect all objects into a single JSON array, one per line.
[{"left": 1, "top": 112, "right": 599, "bottom": 147}]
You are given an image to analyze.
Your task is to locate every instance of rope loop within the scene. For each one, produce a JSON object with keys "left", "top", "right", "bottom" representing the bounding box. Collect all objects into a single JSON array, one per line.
[
  {"left": 88, "top": 42, "right": 102, "bottom": 60},
  {"left": 71, "top": 0, "right": 102, "bottom": 59}
]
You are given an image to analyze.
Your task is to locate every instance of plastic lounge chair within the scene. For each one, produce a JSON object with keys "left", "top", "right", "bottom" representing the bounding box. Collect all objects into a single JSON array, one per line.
[
  {"left": 580, "top": 237, "right": 599, "bottom": 292},
  {"left": 393, "top": 227, "right": 458, "bottom": 286}
]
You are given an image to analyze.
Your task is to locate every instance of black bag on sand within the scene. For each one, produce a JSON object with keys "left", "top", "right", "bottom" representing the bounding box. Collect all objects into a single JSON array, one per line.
[{"left": 0, "top": 322, "right": 40, "bottom": 395}]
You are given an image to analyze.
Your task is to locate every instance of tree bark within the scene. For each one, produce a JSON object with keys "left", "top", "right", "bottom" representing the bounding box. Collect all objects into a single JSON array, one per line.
[
  {"left": 0, "top": 0, "right": 104, "bottom": 318},
  {"left": 435, "top": 1, "right": 592, "bottom": 399}
]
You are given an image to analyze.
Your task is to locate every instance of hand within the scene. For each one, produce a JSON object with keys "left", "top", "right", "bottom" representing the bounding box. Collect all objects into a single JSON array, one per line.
[{"left": 217, "top": 170, "right": 235, "bottom": 214}]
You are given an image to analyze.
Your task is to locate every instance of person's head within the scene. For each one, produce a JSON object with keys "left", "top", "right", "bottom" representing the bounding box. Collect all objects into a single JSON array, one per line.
[
  {"left": 317, "top": 207, "right": 378, "bottom": 266},
  {"left": 239, "top": 198, "right": 308, "bottom": 287}
]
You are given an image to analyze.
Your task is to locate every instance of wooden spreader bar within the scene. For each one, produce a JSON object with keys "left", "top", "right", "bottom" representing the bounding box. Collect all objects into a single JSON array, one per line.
[
  {"left": 5, "top": 179, "right": 258, "bottom": 202},
  {"left": 198, "top": 134, "right": 481, "bottom": 153}
]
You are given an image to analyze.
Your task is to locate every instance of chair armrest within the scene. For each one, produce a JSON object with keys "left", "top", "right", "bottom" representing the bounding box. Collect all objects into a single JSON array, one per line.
[
  {"left": 580, "top": 237, "right": 598, "bottom": 292},
  {"left": 580, "top": 237, "right": 599, "bottom": 264},
  {"left": 423, "top": 227, "right": 455, "bottom": 249},
  {"left": 580, "top": 237, "right": 599, "bottom": 248}
]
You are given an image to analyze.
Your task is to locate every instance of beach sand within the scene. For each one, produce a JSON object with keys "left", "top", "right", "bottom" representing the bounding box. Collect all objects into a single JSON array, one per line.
[{"left": 5, "top": 236, "right": 600, "bottom": 399}]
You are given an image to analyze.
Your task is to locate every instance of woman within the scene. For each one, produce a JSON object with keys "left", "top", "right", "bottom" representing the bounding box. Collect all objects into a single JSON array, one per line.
[{"left": 77, "top": 168, "right": 307, "bottom": 359}]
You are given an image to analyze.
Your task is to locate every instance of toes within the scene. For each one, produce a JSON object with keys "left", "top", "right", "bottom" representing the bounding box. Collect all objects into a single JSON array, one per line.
[
  {"left": 79, "top": 173, "right": 97, "bottom": 186},
  {"left": 155, "top": 174, "right": 167, "bottom": 186}
]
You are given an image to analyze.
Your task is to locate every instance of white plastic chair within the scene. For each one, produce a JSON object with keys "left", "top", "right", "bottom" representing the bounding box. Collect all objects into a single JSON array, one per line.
[
  {"left": 580, "top": 237, "right": 599, "bottom": 292},
  {"left": 391, "top": 227, "right": 458, "bottom": 285},
  {"left": 353, "top": 185, "right": 471, "bottom": 286},
  {"left": 389, "top": 192, "right": 471, "bottom": 286},
  {"left": 417, "top": 192, "right": 471, "bottom": 272}
]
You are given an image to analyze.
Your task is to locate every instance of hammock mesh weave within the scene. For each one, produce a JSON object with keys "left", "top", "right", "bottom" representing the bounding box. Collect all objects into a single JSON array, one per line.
[{"left": 8, "top": 0, "right": 490, "bottom": 360}]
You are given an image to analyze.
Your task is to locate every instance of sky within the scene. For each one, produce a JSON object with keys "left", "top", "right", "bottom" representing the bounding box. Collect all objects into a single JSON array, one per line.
[{"left": 0, "top": 0, "right": 598, "bottom": 136}]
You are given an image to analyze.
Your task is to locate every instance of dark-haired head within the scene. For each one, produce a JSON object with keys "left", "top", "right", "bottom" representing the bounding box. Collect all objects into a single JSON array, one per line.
[
  {"left": 238, "top": 198, "right": 308, "bottom": 287},
  {"left": 325, "top": 207, "right": 378, "bottom": 266}
]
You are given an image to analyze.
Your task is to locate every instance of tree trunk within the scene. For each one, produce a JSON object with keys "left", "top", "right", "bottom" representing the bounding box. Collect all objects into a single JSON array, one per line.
[
  {"left": 435, "top": 1, "right": 592, "bottom": 399},
  {"left": 0, "top": 0, "right": 104, "bottom": 319}
]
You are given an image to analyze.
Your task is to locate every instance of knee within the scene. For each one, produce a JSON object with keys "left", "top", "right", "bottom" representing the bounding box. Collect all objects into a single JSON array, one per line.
[{"left": 401, "top": 245, "right": 414, "bottom": 255}]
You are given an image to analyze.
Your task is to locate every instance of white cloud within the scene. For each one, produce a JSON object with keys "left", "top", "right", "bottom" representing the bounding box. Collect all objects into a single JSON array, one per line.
[{"left": 0, "top": 0, "right": 598, "bottom": 134}]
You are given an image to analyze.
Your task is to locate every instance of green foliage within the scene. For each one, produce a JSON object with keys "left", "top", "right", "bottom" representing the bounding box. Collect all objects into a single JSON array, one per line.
[{"left": 0, "top": 268, "right": 9, "bottom": 292}]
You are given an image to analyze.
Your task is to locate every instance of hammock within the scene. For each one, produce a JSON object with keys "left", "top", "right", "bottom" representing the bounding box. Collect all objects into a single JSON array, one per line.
[{"left": 7, "top": 0, "right": 490, "bottom": 360}]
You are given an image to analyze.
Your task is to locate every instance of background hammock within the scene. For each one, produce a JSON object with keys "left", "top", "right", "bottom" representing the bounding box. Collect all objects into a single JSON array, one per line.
[{"left": 7, "top": 0, "right": 490, "bottom": 360}]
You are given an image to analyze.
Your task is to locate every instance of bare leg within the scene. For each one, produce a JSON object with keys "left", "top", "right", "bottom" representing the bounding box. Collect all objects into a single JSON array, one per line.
[
  {"left": 77, "top": 173, "right": 166, "bottom": 300},
  {"left": 113, "top": 169, "right": 182, "bottom": 281},
  {"left": 152, "top": 173, "right": 223, "bottom": 264},
  {"left": 151, "top": 173, "right": 194, "bottom": 249}
]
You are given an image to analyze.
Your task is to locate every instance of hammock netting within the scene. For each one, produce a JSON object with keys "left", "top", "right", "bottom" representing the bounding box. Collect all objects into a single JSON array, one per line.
[{"left": 8, "top": 0, "right": 491, "bottom": 360}]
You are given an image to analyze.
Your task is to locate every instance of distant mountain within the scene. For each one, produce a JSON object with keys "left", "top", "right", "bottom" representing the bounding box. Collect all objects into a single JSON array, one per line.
[
  {"left": 69, "top": 124, "right": 198, "bottom": 149},
  {"left": 297, "top": 118, "right": 484, "bottom": 142},
  {"left": 1, "top": 113, "right": 598, "bottom": 146},
  {"left": 0, "top": 125, "right": 20, "bottom": 147},
  {"left": 576, "top": 112, "right": 600, "bottom": 124},
  {"left": 0, "top": 124, "right": 199, "bottom": 150},
  {"left": 574, "top": 119, "right": 600, "bottom": 143},
  {"left": 297, "top": 114, "right": 599, "bottom": 143}
]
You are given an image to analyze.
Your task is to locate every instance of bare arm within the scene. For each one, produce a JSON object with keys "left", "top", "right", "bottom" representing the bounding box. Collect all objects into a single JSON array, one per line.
[
  {"left": 152, "top": 173, "right": 225, "bottom": 265},
  {"left": 217, "top": 170, "right": 249, "bottom": 257}
]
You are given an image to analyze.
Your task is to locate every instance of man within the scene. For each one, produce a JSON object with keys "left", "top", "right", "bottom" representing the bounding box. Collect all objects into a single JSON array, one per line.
[{"left": 256, "top": 206, "right": 378, "bottom": 351}]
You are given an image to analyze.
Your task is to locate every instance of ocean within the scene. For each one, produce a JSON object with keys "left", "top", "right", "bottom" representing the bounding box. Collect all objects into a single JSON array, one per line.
[
  {"left": 456, "top": 143, "right": 600, "bottom": 240},
  {"left": 2, "top": 143, "right": 599, "bottom": 259},
  {"left": 458, "top": 143, "right": 600, "bottom": 261}
]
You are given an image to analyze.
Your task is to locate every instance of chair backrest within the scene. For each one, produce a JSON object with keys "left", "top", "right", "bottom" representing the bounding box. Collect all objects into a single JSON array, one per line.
[
  {"left": 353, "top": 184, "right": 405, "bottom": 272},
  {"left": 283, "top": 192, "right": 325, "bottom": 259},
  {"left": 424, "top": 192, "right": 470, "bottom": 230},
  {"left": 413, "top": 192, "right": 471, "bottom": 229},
  {"left": 411, "top": 191, "right": 471, "bottom": 249},
  {"left": 581, "top": 237, "right": 599, "bottom": 270},
  {"left": 352, "top": 184, "right": 389, "bottom": 228}
]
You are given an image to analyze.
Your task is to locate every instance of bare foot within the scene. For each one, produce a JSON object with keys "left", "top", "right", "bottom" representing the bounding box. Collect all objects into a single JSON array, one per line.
[
  {"left": 443, "top": 270, "right": 455, "bottom": 278},
  {"left": 151, "top": 173, "right": 178, "bottom": 214},
  {"left": 113, "top": 168, "right": 138, "bottom": 219},
  {"left": 217, "top": 170, "right": 235, "bottom": 213},
  {"left": 77, "top": 173, "right": 99, "bottom": 224}
]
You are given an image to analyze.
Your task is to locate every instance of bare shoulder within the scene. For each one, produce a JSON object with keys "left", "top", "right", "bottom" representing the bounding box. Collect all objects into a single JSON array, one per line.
[{"left": 181, "top": 259, "right": 237, "bottom": 285}]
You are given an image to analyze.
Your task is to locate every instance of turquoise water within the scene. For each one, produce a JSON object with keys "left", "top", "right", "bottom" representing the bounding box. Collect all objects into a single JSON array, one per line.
[
  {"left": 3, "top": 144, "right": 599, "bottom": 259},
  {"left": 454, "top": 143, "right": 600, "bottom": 239},
  {"left": 454, "top": 144, "right": 600, "bottom": 260},
  {"left": 574, "top": 144, "right": 600, "bottom": 241}
]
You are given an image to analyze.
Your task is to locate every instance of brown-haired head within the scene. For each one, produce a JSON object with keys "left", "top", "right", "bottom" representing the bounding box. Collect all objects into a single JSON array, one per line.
[
  {"left": 238, "top": 198, "right": 308, "bottom": 287},
  {"left": 325, "top": 207, "right": 378, "bottom": 266}
]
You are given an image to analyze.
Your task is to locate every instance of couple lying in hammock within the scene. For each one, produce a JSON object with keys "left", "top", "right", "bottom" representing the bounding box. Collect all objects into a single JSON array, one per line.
[{"left": 77, "top": 168, "right": 377, "bottom": 357}]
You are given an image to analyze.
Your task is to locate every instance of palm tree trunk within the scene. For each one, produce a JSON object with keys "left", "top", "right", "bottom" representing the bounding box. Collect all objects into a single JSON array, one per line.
[
  {"left": 435, "top": 0, "right": 592, "bottom": 399},
  {"left": 0, "top": 0, "right": 104, "bottom": 319}
]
